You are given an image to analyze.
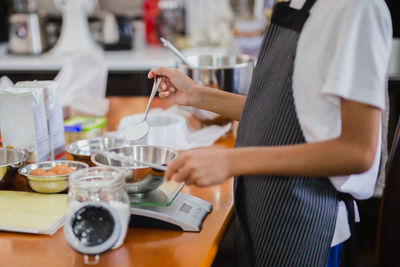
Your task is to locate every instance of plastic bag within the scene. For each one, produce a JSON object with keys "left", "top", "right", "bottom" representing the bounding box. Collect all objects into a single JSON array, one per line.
[{"left": 55, "top": 52, "right": 109, "bottom": 117}]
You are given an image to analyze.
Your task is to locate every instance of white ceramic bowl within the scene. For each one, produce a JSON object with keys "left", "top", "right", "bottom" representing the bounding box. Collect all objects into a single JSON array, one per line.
[{"left": 118, "top": 112, "right": 191, "bottom": 150}]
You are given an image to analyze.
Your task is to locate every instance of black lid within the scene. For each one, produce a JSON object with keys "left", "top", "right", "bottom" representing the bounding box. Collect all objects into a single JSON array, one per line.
[{"left": 64, "top": 202, "right": 121, "bottom": 256}]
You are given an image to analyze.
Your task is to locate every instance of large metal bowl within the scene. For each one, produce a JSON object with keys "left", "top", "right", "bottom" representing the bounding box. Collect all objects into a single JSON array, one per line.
[
  {"left": 177, "top": 53, "right": 256, "bottom": 95},
  {"left": 0, "top": 148, "right": 30, "bottom": 189},
  {"left": 66, "top": 137, "right": 128, "bottom": 166},
  {"left": 91, "top": 145, "right": 178, "bottom": 195},
  {"left": 18, "top": 160, "right": 89, "bottom": 194}
]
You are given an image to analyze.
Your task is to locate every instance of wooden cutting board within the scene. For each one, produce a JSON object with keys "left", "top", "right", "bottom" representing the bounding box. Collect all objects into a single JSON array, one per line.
[{"left": 0, "top": 191, "right": 67, "bottom": 235}]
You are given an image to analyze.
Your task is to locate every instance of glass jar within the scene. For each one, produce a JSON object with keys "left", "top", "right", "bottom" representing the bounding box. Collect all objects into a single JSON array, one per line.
[{"left": 67, "top": 167, "right": 131, "bottom": 250}]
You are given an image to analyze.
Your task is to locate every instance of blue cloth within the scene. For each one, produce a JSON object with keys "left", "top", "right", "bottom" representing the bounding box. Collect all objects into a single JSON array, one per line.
[{"left": 326, "top": 243, "right": 343, "bottom": 267}]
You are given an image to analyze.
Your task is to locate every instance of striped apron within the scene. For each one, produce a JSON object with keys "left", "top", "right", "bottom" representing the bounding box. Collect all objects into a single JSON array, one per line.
[{"left": 234, "top": 0, "right": 338, "bottom": 266}]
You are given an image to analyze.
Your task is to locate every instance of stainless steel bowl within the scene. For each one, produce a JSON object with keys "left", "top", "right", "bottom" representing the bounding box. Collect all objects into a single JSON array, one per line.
[
  {"left": 66, "top": 137, "right": 128, "bottom": 166},
  {"left": 18, "top": 160, "right": 89, "bottom": 194},
  {"left": 91, "top": 145, "right": 178, "bottom": 195},
  {"left": 0, "top": 148, "right": 30, "bottom": 189},
  {"left": 177, "top": 53, "right": 256, "bottom": 95}
]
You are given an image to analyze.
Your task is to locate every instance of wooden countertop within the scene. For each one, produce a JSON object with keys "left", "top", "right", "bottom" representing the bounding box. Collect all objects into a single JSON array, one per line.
[{"left": 0, "top": 97, "right": 235, "bottom": 267}]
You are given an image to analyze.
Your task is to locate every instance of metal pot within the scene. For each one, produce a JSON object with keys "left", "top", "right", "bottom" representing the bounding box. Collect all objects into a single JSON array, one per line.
[
  {"left": 177, "top": 51, "right": 256, "bottom": 95},
  {"left": 389, "top": 38, "right": 400, "bottom": 79}
]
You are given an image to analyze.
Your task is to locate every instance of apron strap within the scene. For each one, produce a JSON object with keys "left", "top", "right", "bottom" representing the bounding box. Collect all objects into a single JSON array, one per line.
[
  {"left": 338, "top": 192, "right": 357, "bottom": 267},
  {"left": 301, "top": 0, "right": 317, "bottom": 12}
]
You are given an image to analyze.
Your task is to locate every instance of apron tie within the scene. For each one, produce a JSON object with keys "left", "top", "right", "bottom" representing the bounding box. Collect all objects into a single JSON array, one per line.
[{"left": 338, "top": 192, "right": 357, "bottom": 267}]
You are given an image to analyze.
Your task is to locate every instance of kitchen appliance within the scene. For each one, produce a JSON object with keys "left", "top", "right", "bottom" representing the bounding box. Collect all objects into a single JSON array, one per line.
[
  {"left": 14, "top": 0, "right": 37, "bottom": 12},
  {"left": 48, "top": 0, "right": 101, "bottom": 55},
  {"left": 91, "top": 144, "right": 212, "bottom": 231},
  {"left": 127, "top": 167, "right": 211, "bottom": 232},
  {"left": 130, "top": 192, "right": 212, "bottom": 231},
  {"left": 9, "top": 10, "right": 46, "bottom": 54},
  {"left": 102, "top": 12, "right": 133, "bottom": 50},
  {"left": 155, "top": 0, "right": 185, "bottom": 45}
]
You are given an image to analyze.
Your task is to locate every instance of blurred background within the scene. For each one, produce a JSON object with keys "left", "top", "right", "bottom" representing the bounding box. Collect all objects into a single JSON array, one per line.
[{"left": 0, "top": 1, "right": 399, "bottom": 266}]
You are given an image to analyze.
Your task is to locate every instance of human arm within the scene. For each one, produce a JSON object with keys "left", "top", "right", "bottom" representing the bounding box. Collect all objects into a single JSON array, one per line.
[
  {"left": 148, "top": 67, "right": 246, "bottom": 120},
  {"left": 165, "top": 99, "right": 381, "bottom": 186}
]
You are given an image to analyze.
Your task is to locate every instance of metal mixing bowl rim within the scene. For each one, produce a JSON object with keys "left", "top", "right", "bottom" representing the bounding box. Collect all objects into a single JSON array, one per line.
[
  {"left": 90, "top": 145, "right": 178, "bottom": 170},
  {"left": 18, "top": 160, "right": 89, "bottom": 179},
  {"left": 65, "top": 137, "right": 128, "bottom": 157},
  {"left": 69, "top": 166, "right": 128, "bottom": 189},
  {"left": 177, "top": 54, "right": 257, "bottom": 70},
  {"left": 0, "top": 148, "right": 30, "bottom": 168}
]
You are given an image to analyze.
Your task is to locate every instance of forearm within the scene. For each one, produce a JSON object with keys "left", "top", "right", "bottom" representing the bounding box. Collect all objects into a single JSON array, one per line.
[
  {"left": 191, "top": 85, "right": 246, "bottom": 120},
  {"left": 228, "top": 138, "right": 377, "bottom": 178}
]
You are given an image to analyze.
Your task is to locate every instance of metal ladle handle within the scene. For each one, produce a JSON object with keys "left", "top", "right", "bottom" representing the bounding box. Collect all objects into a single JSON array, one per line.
[
  {"left": 143, "top": 77, "right": 162, "bottom": 122},
  {"left": 160, "top": 37, "right": 193, "bottom": 68}
]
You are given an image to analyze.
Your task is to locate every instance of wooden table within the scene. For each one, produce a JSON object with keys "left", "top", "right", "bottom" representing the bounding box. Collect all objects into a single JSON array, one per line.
[{"left": 0, "top": 97, "right": 235, "bottom": 267}]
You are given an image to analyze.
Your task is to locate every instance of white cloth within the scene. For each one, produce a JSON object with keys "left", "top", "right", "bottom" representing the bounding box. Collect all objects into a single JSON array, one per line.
[
  {"left": 0, "top": 76, "right": 13, "bottom": 90},
  {"left": 55, "top": 52, "right": 109, "bottom": 116},
  {"left": 290, "top": 0, "right": 392, "bottom": 246}
]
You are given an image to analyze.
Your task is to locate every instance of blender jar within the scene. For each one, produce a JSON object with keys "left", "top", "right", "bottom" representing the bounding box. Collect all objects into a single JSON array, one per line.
[
  {"left": 64, "top": 167, "right": 131, "bottom": 263},
  {"left": 13, "top": 0, "right": 37, "bottom": 13}
]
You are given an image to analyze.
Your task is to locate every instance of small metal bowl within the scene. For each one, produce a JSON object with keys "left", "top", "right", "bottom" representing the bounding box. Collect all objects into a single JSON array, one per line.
[
  {"left": 18, "top": 160, "right": 89, "bottom": 194},
  {"left": 91, "top": 145, "right": 178, "bottom": 196},
  {"left": 66, "top": 137, "right": 128, "bottom": 166},
  {"left": 0, "top": 148, "right": 30, "bottom": 189}
]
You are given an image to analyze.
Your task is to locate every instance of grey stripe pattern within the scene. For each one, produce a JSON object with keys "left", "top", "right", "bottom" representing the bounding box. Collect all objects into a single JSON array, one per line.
[{"left": 234, "top": 23, "right": 338, "bottom": 267}]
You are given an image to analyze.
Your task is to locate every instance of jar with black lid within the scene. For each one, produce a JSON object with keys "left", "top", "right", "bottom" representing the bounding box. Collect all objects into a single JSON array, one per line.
[{"left": 64, "top": 167, "right": 130, "bottom": 264}]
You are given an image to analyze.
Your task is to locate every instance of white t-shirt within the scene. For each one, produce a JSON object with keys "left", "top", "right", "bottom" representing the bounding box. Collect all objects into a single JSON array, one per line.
[{"left": 290, "top": 0, "right": 392, "bottom": 246}]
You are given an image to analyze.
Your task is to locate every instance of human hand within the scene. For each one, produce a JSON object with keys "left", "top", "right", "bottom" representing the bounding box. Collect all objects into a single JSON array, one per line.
[
  {"left": 165, "top": 147, "right": 233, "bottom": 187},
  {"left": 148, "top": 67, "right": 200, "bottom": 106}
]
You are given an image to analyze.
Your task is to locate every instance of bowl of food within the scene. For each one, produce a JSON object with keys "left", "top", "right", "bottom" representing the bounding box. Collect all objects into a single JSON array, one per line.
[
  {"left": 66, "top": 137, "right": 128, "bottom": 166},
  {"left": 0, "top": 148, "right": 30, "bottom": 189},
  {"left": 18, "top": 160, "right": 89, "bottom": 193},
  {"left": 91, "top": 145, "right": 178, "bottom": 196}
]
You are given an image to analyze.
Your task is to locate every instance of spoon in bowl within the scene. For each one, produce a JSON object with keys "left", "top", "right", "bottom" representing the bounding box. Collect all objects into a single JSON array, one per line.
[
  {"left": 125, "top": 77, "right": 162, "bottom": 141},
  {"left": 98, "top": 151, "right": 168, "bottom": 172}
]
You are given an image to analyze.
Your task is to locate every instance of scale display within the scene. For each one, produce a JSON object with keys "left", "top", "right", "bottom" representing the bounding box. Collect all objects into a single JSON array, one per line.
[
  {"left": 129, "top": 180, "right": 184, "bottom": 207},
  {"left": 130, "top": 192, "right": 213, "bottom": 232}
]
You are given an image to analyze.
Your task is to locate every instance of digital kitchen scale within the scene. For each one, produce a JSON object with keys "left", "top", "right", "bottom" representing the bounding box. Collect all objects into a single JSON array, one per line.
[{"left": 130, "top": 192, "right": 212, "bottom": 232}]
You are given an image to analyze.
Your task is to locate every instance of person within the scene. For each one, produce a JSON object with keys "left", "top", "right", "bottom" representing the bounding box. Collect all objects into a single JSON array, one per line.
[{"left": 148, "top": 0, "right": 392, "bottom": 266}]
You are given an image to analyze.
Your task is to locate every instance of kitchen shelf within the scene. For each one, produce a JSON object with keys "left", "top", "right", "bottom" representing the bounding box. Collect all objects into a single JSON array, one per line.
[{"left": 0, "top": 43, "right": 175, "bottom": 72}]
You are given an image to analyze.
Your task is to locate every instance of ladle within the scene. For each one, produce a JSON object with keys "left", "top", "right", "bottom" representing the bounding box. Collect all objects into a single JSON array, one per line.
[
  {"left": 160, "top": 37, "right": 194, "bottom": 68},
  {"left": 100, "top": 151, "right": 168, "bottom": 172},
  {"left": 125, "top": 77, "right": 162, "bottom": 141}
]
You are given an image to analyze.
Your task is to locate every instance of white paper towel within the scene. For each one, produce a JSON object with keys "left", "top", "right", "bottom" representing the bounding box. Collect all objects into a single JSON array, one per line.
[
  {"left": 0, "top": 76, "right": 13, "bottom": 90},
  {"left": 55, "top": 52, "right": 109, "bottom": 116}
]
